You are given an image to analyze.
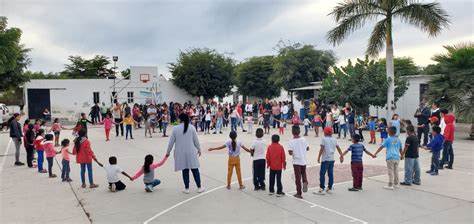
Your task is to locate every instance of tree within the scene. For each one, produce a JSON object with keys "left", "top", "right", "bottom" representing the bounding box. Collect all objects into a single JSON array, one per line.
[
  {"left": 120, "top": 68, "right": 131, "bottom": 79},
  {"left": 24, "top": 71, "right": 66, "bottom": 79},
  {"left": 320, "top": 56, "right": 408, "bottom": 112},
  {"left": 235, "top": 56, "right": 280, "bottom": 99},
  {"left": 169, "top": 48, "right": 235, "bottom": 100},
  {"left": 272, "top": 42, "right": 336, "bottom": 100},
  {"left": 0, "top": 16, "right": 31, "bottom": 91},
  {"left": 60, "top": 55, "right": 112, "bottom": 79},
  {"left": 327, "top": 0, "right": 450, "bottom": 118},
  {"left": 377, "top": 57, "right": 421, "bottom": 76},
  {"left": 424, "top": 43, "right": 474, "bottom": 139}
]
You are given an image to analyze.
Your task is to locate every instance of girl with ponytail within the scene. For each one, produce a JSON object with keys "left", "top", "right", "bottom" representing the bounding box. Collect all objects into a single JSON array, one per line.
[
  {"left": 73, "top": 128, "right": 102, "bottom": 188},
  {"left": 208, "top": 131, "right": 251, "bottom": 190},
  {"left": 131, "top": 154, "right": 168, "bottom": 192}
]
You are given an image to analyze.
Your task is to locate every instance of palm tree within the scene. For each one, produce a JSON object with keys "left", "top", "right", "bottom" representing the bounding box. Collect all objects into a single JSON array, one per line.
[{"left": 327, "top": 0, "right": 450, "bottom": 118}]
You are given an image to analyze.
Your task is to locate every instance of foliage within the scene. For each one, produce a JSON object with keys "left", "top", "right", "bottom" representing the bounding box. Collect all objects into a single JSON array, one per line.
[
  {"left": 425, "top": 42, "right": 474, "bottom": 123},
  {"left": 320, "top": 56, "right": 408, "bottom": 110},
  {"left": 0, "top": 16, "right": 31, "bottom": 91},
  {"left": 60, "top": 55, "right": 112, "bottom": 79},
  {"left": 327, "top": 0, "right": 450, "bottom": 57},
  {"left": 235, "top": 56, "right": 280, "bottom": 99},
  {"left": 169, "top": 48, "right": 235, "bottom": 99},
  {"left": 24, "top": 71, "right": 67, "bottom": 79},
  {"left": 272, "top": 42, "right": 336, "bottom": 100},
  {"left": 120, "top": 68, "right": 131, "bottom": 79},
  {"left": 377, "top": 57, "right": 421, "bottom": 76}
]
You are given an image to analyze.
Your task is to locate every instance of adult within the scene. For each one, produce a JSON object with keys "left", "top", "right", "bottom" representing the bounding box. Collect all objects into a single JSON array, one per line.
[
  {"left": 9, "top": 113, "right": 24, "bottom": 166},
  {"left": 308, "top": 100, "right": 316, "bottom": 124},
  {"left": 414, "top": 102, "right": 430, "bottom": 146},
  {"left": 430, "top": 102, "right": 441, "bottom": 126},
  {"left": 100, "top": 102, "right": 108, "bottom": 122},
  {"left": 42, "top": 108, "right": 51, "bottom": 122},
  {"left": 90, "top": 103, "right": 100, "bottom": 124},
  {"left": 271, "top": 101, "right": 281, "bottom": 128},
  {"left": 166, "top": 113, "right": 205, "bottom": 194},
  {"left": 147, "top": 104, "right": 158, "bottom": 133},
  {"left": 112, "top": 102, "right": 124, "bottom": 137},
  {"left": 331, "top": 105, "right": 340, "bottom": 134},
  {"left": 282, "top": 102, "right": 289, "bottom": 122}
]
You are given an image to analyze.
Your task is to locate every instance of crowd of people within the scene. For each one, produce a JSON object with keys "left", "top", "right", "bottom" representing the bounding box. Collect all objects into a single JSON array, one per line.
[{"left": 6, "top": 97, "right": 457, "bottom": 199}]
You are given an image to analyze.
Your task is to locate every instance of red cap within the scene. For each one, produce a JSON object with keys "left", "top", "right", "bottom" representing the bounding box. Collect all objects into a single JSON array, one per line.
[
  {"left": 430, "top": 116, "right": 439, "bottom": 123},
  {"left": 323, "top": 127, "right": 333, "bottom": 135}
]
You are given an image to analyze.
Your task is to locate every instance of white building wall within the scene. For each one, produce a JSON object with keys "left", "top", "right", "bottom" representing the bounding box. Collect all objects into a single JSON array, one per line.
[{"left": 369, "top": 75, "right": 433, "bottom": 124}]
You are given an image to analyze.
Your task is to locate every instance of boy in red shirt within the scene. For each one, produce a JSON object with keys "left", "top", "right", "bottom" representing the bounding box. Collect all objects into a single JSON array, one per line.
[{"left": 266, "top": 134, "right": 286, "bottom": 197}]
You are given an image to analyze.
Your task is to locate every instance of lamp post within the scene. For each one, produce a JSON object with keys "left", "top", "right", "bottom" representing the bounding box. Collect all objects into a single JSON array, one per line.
[{"left": 112, "top": 56, "right": 118, "bottom": 102}]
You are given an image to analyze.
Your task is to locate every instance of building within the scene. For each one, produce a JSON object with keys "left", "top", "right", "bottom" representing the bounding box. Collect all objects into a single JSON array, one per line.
[{"left": 23, "top": 66, "right": 195, "bottom": 121}]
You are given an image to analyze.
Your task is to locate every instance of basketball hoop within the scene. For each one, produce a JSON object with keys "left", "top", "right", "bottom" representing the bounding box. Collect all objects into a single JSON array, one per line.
[{"left": 140, "top": 74, "right": 150, "bottom": 83}]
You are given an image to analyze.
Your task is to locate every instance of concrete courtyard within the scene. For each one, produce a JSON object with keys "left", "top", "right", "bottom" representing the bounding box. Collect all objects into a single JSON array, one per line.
[{"left": 1, "top": 124, "right": 473, "bottom": 224}]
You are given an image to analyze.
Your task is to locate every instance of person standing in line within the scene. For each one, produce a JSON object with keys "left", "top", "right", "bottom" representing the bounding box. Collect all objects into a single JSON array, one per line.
[
  {"left": 414, "top": 101, "right": 430, "bottom": 146},
  {"left": 166, "top": 113, "right": 205, "bottom": 194},
  {"left": 315, "top": 127, "right": 344, "bottom": 195},
  {"left": 374, "top": 127, "right": 403, "bottom": 190},
  {"left": 266, "top": 134, "right": 286, "bottom": 197},
  {"left": 288, "top": 125, "right": 309, "bottom": 199},
  {"left": 399, "top": 125, "right": 421, "bottom": 186},
  {"left": 113, "top": 102, "right": 124, "bottom": 137},
  {"left": 439, "top": 109, "right": 456, "bottom": 169},
  {"left": 73, "top": 129, "right": 102, "bottom": 189},
  {"left": 250, "top": 128, "right": 267, "bottom": 191},
  {"left": 9, "top": 113, "right": 24, "bottom": 166},
  {"left": 24, "top": 124, "right": 36, "bottom": 168}
]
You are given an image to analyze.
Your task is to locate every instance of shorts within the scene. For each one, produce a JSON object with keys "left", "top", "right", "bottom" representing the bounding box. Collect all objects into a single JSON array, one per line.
[
  {"left": 314, "top": 122, "right": 322, "bottom": 127},
  {"left": 263, "top": 121, "right": 270, "bottom": 128},
  {"left": 54, "top": 131, "right": 60, "bottom": 136}
]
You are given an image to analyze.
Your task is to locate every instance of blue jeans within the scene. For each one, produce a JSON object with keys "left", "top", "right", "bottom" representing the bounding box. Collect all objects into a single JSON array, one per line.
[
  {"left": 440, "top": 142, "right": 453, "bottom": 167},
  {"left": 348, "top": 123, "right": 355, "bottom": 137},
  {"left": 430, "top": 151, "right": 440, "bottom": 173},
  {"left": 80, "top": 163, "right": 93, "bottom": 184},
  {"left": 162, "top": 122, "right": 168, "bottom": 135},
  {"left": 338, "top": 124, "right": 347, "bottom": 138},
  {"left": 145, "top": 179, "right": 161, "bottom": 188},
  {"left": 404, "top": 158, "right": 420, "bottom": 184},
  {"left": 61, "top": 159, "right": 70, "bottom": 179},
  {"left": 125, "top": 125, "right": 133, "bottom": 139},
  {"left": 319, "top": 161, "right": 335, "bottom": 189},
  {"left": 216, "top": 117, "right": 223, "bottom": 133},
  {"left": 37, "top": 150, "right": 44, "bottom": 172},
  {"left": 182, "top": 168, "right": 201, "bottom": 189},
  {"left": 304, "top": 125, "right": 309, "bottom": 135},
  {"left": 230, "top": 117, "right": 237, "bottom": 132}
]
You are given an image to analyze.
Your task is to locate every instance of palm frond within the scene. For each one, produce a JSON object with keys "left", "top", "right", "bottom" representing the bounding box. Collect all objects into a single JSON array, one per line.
[
  {"left": 366, "top": 18, "right": 388, "bottom": 57},
  {"left": 329, "top": 0, "right": 386, "bottom": 22},
  {"left": 327, "top": 12, "right": 382, "bottom": 46},
  {"left": 393, "top": 2, "right": 450, "bottom": 37}
]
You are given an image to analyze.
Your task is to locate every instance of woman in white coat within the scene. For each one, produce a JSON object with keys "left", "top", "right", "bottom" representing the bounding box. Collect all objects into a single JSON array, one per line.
[{"left": 166, "top": 113, "right": 205, "bottom": 194}]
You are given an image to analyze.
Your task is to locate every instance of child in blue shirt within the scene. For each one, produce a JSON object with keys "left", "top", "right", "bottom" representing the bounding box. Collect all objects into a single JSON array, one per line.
[
  {"left": 367, "top": 117, "right": 377, "bottom": 144},
  {"left": 423, "top": 126, "right": 444, "bottom": 175},
  {"left": 377, "top": 118, "right": 388, "bottom": 143},
  {"left": 375, "top": 127, "right": 402, "bottom": 190},
  {"left": 340, "top": 134, "right": 375, "bottom": 192}
]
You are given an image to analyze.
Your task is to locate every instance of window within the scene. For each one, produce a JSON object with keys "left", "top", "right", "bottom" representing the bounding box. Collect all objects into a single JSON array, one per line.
[
  {"left": 93, "top": 92, "right": 100, "bottom": 104},
  {"left": 111, "top": 91, "right": 117, "bottom": 104},
  {"left": 127, "top": 91, "right": 134, "bottom": 103},
  {"left": 420, "top": 84, "right": 429, "bottom": 103}
]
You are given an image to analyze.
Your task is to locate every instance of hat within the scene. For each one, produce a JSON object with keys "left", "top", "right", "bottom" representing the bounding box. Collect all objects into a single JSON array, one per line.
[
  {"left": 430, "top": 116, "right": 439, "bottom": 123},
  {"left": 323, "top": 127, "right": 333, "bottom": 135}
]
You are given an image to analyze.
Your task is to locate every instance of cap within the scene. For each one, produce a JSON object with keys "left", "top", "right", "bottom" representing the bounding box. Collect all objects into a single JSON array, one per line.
[{"left": 323, "top": 127, "right": 333, "bottom": 135}]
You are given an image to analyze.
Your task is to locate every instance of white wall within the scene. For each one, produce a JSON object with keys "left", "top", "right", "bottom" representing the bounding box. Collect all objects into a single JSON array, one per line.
[{"left": 369, "top": 75, "right": 433, "bottom": 123}]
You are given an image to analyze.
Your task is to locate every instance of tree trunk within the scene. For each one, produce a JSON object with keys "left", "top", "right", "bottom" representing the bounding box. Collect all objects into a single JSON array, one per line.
[{"left": 385, "top": 25, "right": 395, "bottom": 120}]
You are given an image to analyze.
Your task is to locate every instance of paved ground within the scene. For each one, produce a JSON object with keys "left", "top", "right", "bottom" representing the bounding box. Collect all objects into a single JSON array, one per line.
[{"left": 1, "top": 124, "right": 473, "bottom": 224}]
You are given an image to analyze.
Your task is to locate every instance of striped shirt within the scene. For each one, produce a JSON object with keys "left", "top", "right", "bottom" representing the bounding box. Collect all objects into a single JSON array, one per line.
[{"left": 348, "top": 143, "right": 365, "bottom": 162}]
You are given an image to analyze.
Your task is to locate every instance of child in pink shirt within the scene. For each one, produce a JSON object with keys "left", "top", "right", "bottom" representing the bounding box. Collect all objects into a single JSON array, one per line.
[
  {"left": 98, "top": 114, "right": 116, "bottom": 141},
  {"left": 49, "top": 118, "right": 70, "bottom": 146},
  {"left": 43, "top": 134, "right": 60, "bottom": 178},
  {"left": 132, "top": 154, "right": 168, "bottom": 192},
  {"left": 61, "top": 139, "right": 73, "bottom": 182}
]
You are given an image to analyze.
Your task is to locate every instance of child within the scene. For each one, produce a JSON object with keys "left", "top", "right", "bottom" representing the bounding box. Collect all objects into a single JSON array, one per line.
[
  {"left": 43, "top": 134, "right": 60, "bottom": 178},
  {"left": 266, "top": 134, "right": 286, "bottom": 197},
  {"left": 303, "top": 115, "right": 310, "bottom": 136},
  {"left": 98, "top": 114, "right": 116, "bottom": 141},
  {"left": 291, "top": 111, "right": 300, "bottom": 126},
  {"left": 262, "top": 109, "right": 271, "bottom": 134},
  {"left": 72, "top": 122, "right": 83, "bottom": 137},
  {"left": 422, "top": 126, "right": 444, "bottom": 175},
  {"left": 161, "top": 109, "right": 170, "bottom": 137},
  {"left": 315, "top": 127, "right": 344, "bottom": 195},
  {"left": 49, "top": 118, "right": 64, "bottom": 147},
  {"left": 100, "top": 156, "right": 133, "bottom": 192},
  {"left": 374, "top": 127, "right": 403, "bottom": 190},
  {"left": 73, "top": 129, "right": 102, "bottom": 188},
  {"left": 34, "top": 129, "right": 47, "bottom": 173},
  {"left": 60, "top": 139, "right": 73, "bottom": 182},
  {"left": 439, "top": 109, "right": 455, "bottom": 169},
  {"left": 204, "top": 109, "right": 212, "bottom": 134},
  {"left": 378, "top": 118, "right": 388, "bottom": 143},
  {"left": 336, "top": 111, "right": 347, "bottom": 139},
  {"left": 341, "top": 134, "right": 376, "bottom": 191},
  {"left": 390, "top": 114, "right": 401, "bottom": 137},
  {"left": 208, "top": 131, "right": 251, "bottom": 190},
  {"left": 367, "top": 117, "right": 377, "bottom": 144},
  {"left": 250, "top": 128, "right": 266, "bottom": 190},
  {"left": 144, "top": 112, "right": 153, "bottom": 138},
  {"left": 246, "top": 112, "right": 254, "bottom": 134},
  {"left": 288, "top": 125, "right": 309, "bottom": 199},
  {"left": 313, "top": 114, "right": 322, "bottom": 137},
  {"left": 132, "top": 154, "right": 168, "bottom": 192},
  {"left": 25, "top": 124, "right": 37, "bottom": 168},
  {"left": 400, "top": 125, "right": 421, "bottom": 186},
  {"left": 121, "top": 113, "right": 138, "bottom": 140}
]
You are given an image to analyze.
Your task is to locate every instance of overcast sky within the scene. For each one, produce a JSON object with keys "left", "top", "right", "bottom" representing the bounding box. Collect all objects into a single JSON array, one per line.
[{"left": 2, "top": 0, "right": 473, "bottom": 77}]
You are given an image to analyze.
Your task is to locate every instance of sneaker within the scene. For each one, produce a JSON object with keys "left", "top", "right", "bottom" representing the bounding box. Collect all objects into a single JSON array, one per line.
[
  {"left": 197, "top": 187, "right": 205, "bottom": 193},
  {"left": 425, "top": 170, "right": 433, "bottom": 173},
  {"left": 326, "top": 188, "right": 333, "bottom": 194},
  {"left": 254, "top": 186, "right": 260, "bottom": 191},
  {"left": 110, "top": 183, "right": 116, "bottom": 192},
  {"left": 81, "top": 184, "right": 87, "bottom": 188},
  {"left": 269, "top": 192, "right": 275, "bottom": 196},
  {"left": 355, "top": 187, "right": 363, "bottom": 191},
  {"left": 438, "top": 166, "right": 444, "bottom": 170},
  {"left": 293, "top": 194, "right": 303, "bottom": 199},
  {"left": 445, "top": 166, "right": 453, "bottom": 169},
  {"left": 303, "top": 182, "right": 308, "bottom": 193},
  {"left": 394, "top": 184, "right": 400, "bottom": 189},
  {"left": 62, "top": 178, "right": 67, "bottom": 182},
  {"left": 49, "top": 174, "right": 57, "bottom": 178},
  {"left": 145, "top": 185, "right": 153, "bottom": 192},
  {"left": 430, "top": 172, "right": 439, "bottom": 176},
  {"left": 383, "top": 186, "right": 394, "bottom": 190},
  {"left": 276, "top": 192, "right": 285, "bottom": 197},
  {"left": 182, "top": 188, "right": 190, "bottom": 194},
  {"left": 66, "top": 178, "right": 73, "bottom": 182},
  {"left": 239, "top": 185, "right": 246, "bottom": 190},
  {"left": 89, "top": 184, "right": 99, "bottom": 188},
  {"left": 348, "top": 187, "right": 359, "bottom": 191},
  {"left": 39, "top": 169, "right": 47, "bottom": 173},
  {"left": 313, "top": 188, "right": 325, "bottom": 195},
  {"left": 242, "top": 130, "right": 247, "bottom": 132},
  {"left": 400, "top": 182, "right": 412, "bottom": 186},
  {"left": 412, "top": 182, "right": 421, "bottom": 185},
  {"left": 260, "top": 186, "right": 266, "bottom": 191},
  {"left": 14, "top": 162, "right": 25, "bottom": 166}
]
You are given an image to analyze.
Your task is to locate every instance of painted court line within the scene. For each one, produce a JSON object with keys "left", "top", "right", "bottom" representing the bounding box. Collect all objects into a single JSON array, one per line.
[{"left": 0, "top": 139, "right": 12, "bottom": 173}]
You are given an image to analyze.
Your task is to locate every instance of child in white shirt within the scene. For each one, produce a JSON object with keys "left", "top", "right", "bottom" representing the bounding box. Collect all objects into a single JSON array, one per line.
[
  {"left": 251, "top": 128, "right": 267, "bottom": 190},
  {"left": 288, "top": 125, "right": 309, "bottom": 199},
  {"left": 303, "top": 115, "right": 311, "bottom": 136},
  {"left": 100, "top": 156, "right": 133, "bottom": 192}
]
